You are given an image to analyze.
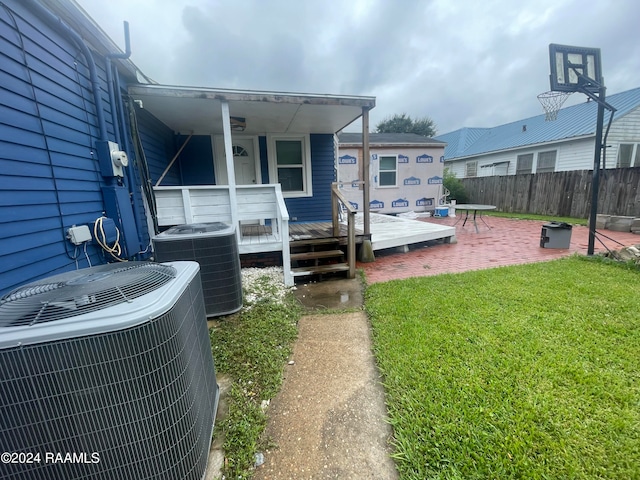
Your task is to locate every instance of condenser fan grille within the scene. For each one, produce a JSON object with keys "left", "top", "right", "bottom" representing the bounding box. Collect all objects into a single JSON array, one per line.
[{"left": 0, "top": 262, "right": 176, "bottom": 327}]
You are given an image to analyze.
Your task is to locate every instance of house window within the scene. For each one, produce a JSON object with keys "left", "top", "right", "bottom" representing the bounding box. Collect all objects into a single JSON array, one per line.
[
  {"left": 379, "top": 155, "right": 397, "bottom": 186},
  {"left": 268, "top": 135, "right": 312, "bottom": 197},
  {"left": 617, "top": 143, "right": 640, "bottom": 168},
  {"left": 465, "top": 161, "right": 478, "bottom": 177},
  {"left": 536, "top": 150, "right": 557, "bottom": 173},
  {"left": 516, "top": 153, "right": 533, "bottom": 174}
]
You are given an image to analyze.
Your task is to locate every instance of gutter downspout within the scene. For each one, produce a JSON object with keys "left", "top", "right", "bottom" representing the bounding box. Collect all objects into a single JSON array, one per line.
[
  {"left": 26, "top": 0, "right": 108, "bottom": 142},
  {"left": 106, "top": 21, "right": 131, "bottom": 146}
]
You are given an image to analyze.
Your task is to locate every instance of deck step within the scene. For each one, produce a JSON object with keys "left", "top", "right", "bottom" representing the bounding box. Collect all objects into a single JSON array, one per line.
[
  {"left": 290, "top": 249, "right": 344, "bottom": 261},
  {"left": 291, "top": 263, "right": 350, "bottom": 277},
  {"left": 290, "top": 237, "right": 341, "bottom": 247}
]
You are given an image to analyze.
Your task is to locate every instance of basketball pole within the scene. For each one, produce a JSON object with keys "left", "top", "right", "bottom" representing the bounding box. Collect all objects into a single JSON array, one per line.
[{"left": 587, "top": 85, "right": 606, "bottom": 256}]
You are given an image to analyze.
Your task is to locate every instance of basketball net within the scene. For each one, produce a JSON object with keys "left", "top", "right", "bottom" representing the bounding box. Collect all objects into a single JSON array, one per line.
[{"left": 537, "top": 90, "right": 573, "bottom": 121}]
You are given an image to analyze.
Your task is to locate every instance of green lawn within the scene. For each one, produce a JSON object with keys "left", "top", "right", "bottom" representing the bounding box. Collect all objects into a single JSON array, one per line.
[
  {"left": 366, "top": 257, "right": 640, "bottom": 480},
  {"left": 484, "top": 211, "right": 588, "bottom": 225},
  {"left": 210, "top": 268, "right": 300, "bottom": 479}
]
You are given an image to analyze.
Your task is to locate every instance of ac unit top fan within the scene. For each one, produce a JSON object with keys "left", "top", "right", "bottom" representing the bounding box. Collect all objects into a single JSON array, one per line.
[{"left": 0, "top": 262, "right": 191, "bottom": 348}]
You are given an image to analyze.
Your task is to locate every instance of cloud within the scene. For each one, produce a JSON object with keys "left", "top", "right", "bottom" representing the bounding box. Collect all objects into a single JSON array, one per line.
[{"left": 78, "top": 0, "right": 640, "bottom": 134}]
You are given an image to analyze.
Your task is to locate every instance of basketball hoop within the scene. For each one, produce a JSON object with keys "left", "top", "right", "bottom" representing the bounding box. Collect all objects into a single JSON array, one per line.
[{"left": 537, "top": 90, "right": 573, "bottom": 121}]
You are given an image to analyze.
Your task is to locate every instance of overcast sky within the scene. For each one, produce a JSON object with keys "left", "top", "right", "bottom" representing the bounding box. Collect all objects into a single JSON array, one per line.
[{"left": 77, "top": 0, "right": 640, "bottom": 135}]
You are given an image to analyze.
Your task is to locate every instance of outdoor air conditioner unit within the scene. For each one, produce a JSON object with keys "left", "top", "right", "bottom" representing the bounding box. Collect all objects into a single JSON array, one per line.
[
  {"left": 153, "top": 222, "right": 243, "bottom": 317},
  {"left": 0, "top": 261, "right": 219, "bottom": 480}
]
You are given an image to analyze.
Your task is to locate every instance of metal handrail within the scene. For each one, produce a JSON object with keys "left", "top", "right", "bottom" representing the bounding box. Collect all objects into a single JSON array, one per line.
[{"left": 331, "top": 183, "right": 356, "bottom": 279}]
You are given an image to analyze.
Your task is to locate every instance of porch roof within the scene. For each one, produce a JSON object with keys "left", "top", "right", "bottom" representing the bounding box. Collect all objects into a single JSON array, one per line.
[{"left": 127, "top": 84, "right": 376, "bottom": 136}]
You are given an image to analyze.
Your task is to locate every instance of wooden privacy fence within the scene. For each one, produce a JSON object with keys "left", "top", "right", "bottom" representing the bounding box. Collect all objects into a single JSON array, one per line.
[{"left": 461, "top": 167, "right": 640, "bottom": 218}]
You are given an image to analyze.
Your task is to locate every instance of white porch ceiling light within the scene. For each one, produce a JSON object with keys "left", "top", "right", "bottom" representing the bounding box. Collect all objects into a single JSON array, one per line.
[{"left": 230, "top": 116, "right": 246, "bottom": 131}]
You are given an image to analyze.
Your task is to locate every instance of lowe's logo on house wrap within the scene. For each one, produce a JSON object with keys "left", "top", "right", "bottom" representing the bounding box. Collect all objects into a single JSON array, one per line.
[
  {"left": 392, "top": 198, "right": 409, "bottom": 208},
  {"left": 427, "top": 176, "right": 443, "bottom": 184},
  {"left": 339, "top": 154, "right": 357, "bottom": 165},
  {"left": 349, "top": 201, "right": 359, "bottom": 210},
  {"left": 416, "top": 197, "right": 434, "bottom": 207},
  {"left": 417, "top": 154, "right": 433, "bottom": 163},
  {"left": 370, "top": 199, "right": 384, "bottom": 209},
  {"left": 403, "top": 176, "right": 421, "bottom": 186},
  {"left": 398, "top": 154, "right": 409, "bottom": 164}
]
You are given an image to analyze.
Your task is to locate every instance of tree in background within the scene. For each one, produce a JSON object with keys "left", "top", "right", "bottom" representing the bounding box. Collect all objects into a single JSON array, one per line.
[
  {"left": 443, "top": 168, "right": 469, "bottom": 204},
  {"left": 375, "top": 113, "right": 437, "bottom": 137}
]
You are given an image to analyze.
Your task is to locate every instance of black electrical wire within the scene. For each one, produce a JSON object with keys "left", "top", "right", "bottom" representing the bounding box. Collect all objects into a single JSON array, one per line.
[{"left": 126, "top": 97, "right": 159, "bottom": 235}]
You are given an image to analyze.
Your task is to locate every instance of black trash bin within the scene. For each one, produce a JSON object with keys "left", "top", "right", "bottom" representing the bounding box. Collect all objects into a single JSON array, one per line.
[{"left": 540, "top": 222, "right": 573, "bottom": 249}]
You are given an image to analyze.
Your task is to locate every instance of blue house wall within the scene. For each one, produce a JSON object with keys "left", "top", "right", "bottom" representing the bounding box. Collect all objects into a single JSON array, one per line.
[
  {"left": 284, "top": 134, "right": 335, "bottom": 222},
  {"left": 176, "top": 134, "right": 215, "bottom": 185},
  {"left": 257, "top": 134, "right": 335, "bottom": 222},
  {"left": 134, "top": 107, "right": 181, "bottom": 186},
  {"left": 0, "top": 1, "right": 147, "bottom": 295}
]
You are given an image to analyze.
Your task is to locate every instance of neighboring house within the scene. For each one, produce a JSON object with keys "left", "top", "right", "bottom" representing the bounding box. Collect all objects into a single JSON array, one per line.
[
  {"left": 337, "top": 132, "right": 446, "bottom": 214},
  {"left": 0, "top": 0, "right": 374, "bottom": 294},
  {"left": 435, "top": 87, "right": 640, "bottom": 178}
]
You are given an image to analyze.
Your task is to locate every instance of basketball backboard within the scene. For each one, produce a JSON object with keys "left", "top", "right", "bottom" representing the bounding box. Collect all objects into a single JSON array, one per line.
[{"left": 549, "top": 44, "right": 602, "bottom": 93}]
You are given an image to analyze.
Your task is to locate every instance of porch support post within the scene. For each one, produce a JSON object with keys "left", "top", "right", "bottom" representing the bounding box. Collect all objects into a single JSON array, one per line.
[
  {"left": 221, "top": 101, "right": 239, "bottom": 240},
  {"left": 362, "top": 107, "right": 371, "bottom": 236}
]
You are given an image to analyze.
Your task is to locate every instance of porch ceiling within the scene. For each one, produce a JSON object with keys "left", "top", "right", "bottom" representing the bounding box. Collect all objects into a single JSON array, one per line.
[{"left": 128, "top": 84, "right": 376, "bottom": 136}]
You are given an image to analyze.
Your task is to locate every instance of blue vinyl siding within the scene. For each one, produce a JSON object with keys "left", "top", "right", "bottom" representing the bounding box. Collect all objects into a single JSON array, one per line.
[
  {"left": 136, "top": 107, "right": 181, "bottom": 185},
  {"left": 285, "top": 133, "right": 335, "bottom": 222},
  {"left": 0, "top": 1, "right": 139, "bottom": 295},
  {"left": 176, "top": 134, "right": 215, "bottom": 185},
  {"left": 259, "top": 136, "right": 270, "bottom": 184}
]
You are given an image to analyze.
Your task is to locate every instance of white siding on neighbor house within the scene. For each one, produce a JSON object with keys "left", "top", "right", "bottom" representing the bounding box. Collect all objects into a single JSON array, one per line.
[
  {"left": 446, "top": 160, "right": 466, "bottom": 179},
  {"left": 447, "top": 138, "right": 599, "bottom": 177},
  {"left": 605, "top": 105, "right": 640, "bottom": 167},
  {"left": 554, "top": 138, "right": 595, "bottom": 171}
]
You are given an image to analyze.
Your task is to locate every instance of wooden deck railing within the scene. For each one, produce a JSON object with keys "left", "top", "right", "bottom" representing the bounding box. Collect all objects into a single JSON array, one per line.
[
  {"left": 153, "top": 184, "right": 293, "bottom": 286},
  {"left": 331, "top": 183, "right": 356, "bottom": 279}
]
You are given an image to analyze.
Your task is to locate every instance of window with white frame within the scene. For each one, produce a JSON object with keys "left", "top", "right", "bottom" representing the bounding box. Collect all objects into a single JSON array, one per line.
[
  {"left": 268, "top": 135, "right": 312, "bottom": 197},
  {"left": 378, "top": 155, "right": 397, "bottom": 186},
  {"left": 516, "top": 153, "right": 533, "bottom": 174},
  {"left": 465, "top": 160, "right": 477, "bottom": 177},
  {"left": 617, "top": 143, "right": 640, "bottom": 168},
  {"left": 536, "top": 150, "right": 557, "bottom": 173}
]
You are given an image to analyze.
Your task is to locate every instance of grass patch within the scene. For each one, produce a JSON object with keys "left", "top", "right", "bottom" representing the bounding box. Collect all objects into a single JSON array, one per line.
[
  {"left": 366, "top": 257, "right": 640, "bottom": 479},
  {"left": 210, "top": 268, "right": 301, "bottom": 478},
  {"left": 484, "top": 211, "right": 587, "bottom": 225}
]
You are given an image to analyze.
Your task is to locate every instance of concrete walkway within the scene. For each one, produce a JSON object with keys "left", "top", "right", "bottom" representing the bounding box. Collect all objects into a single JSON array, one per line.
[{"left": 253, "top": 280, "right": 398, "bottom": 480}]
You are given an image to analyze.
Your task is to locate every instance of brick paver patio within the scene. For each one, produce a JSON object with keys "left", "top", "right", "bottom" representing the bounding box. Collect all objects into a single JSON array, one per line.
[{"left": 359, "top": 215, "right": 639, "bottom": 284}]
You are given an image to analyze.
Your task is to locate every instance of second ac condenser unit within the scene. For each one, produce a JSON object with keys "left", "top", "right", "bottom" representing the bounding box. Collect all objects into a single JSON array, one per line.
[{"left": 153, "top": 222, "right": 243, "bottom": 317}]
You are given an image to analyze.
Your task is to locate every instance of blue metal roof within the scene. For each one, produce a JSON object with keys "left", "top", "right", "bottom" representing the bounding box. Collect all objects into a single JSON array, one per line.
[{"left": 435, "top": 87, "right": 640, "bottom": 160}]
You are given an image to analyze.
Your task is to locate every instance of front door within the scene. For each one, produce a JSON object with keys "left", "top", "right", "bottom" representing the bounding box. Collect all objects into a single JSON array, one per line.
[{"left": 232, "top": 138, "right": 257, "bottom": 185}]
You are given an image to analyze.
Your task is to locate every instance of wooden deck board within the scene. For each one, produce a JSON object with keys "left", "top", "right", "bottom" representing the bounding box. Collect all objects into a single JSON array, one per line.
[{"left": 241, "top": 222, "right": 367, "bottom": 245}]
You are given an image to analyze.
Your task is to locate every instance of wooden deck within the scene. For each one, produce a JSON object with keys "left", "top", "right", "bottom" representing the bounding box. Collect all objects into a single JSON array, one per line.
[
  {"left": 242, "top": 222, "right": 369, "bottom": 246},
  {"left": 242, "top": 215, "right": 458, "bottom": 251}
]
